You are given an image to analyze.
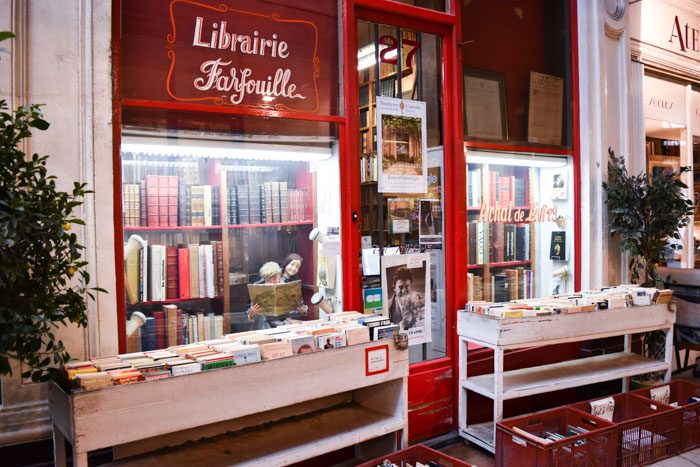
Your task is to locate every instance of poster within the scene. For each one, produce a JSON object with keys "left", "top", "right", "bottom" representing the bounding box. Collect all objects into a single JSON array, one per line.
[
  {"left": 377, "top": 97, "right": 428, "bottom": 194},
  {"left": 551, "top": 170, "right": 568, "bottom": 200},
  {"left": 527, "top": 71, "right": 564, "bottom": 145},
  {"left": 387, "top": 198, "right": 413, "bottom": 234},
  {"left": 363, "top": 287, "right": 383, "bottom": 314},
  {"left": 381, "top": 253, "right": 431, "bottom": 345},
  {"left": 419, "top": 199, "right": 443, "bottom": 245}
]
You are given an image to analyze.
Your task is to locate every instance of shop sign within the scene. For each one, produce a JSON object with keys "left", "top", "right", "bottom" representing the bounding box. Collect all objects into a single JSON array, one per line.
[
  {"left": 693, "top": 91, "right": 700, "bottom": 137},
  {"left": 477, "top": 203, "right": 559, "bottom": 223},
  {"left": 629, "top": 1, "right": 700, "bottom": 78},
  {"left": 643, "top": 75, "right": 686, "bottom": 124},
  {"left": 166, "top": 0, "right": 320, "bottom": 112}
]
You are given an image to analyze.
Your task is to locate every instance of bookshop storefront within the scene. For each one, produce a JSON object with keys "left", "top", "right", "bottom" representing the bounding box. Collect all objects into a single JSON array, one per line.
[
  {"left": 113, "top": 0, "right": 581, "bottom": 444},
  {"left": 0, "top": 0, "right": 583, "bottom": 451}
]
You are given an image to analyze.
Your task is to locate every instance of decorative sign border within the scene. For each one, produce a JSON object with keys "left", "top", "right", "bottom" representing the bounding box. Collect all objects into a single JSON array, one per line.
[
  {"left": 365, "top": 344, "right": 390, "bottom": 376},
  {"left": 166, "top": 0, "right": 320, "bottom": 112}
]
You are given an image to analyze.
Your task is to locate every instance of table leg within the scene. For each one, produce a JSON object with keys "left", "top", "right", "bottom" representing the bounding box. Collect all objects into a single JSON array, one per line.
[
  {"left": 52, "top": 423, "right": 66, "bottom": 467},
  {"left": 663, "top": 327, "right": 673, "bottom": 383},
  {"left": 493, "top": 348, "right": 504, "bottom": 447},
  {"left": 73, "top": 448, "right": 88, "bottom": 467},
  {"left": 622, "top": 334, "right": 631, "bottom": 392}
]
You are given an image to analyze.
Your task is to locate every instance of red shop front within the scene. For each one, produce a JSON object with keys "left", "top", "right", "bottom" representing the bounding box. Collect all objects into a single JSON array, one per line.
[{"left": 113, "top": 0, "right": 580, "bottom": 445}]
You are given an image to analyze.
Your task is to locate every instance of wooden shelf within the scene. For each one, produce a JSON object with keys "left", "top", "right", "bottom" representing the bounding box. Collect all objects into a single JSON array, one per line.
[
  {"left": 457, "top": 303, "right": 675, "bottom": 454},
  {"left": 125, "top": 225, "right": 221, "bottom": 232},
  {"left": 228, "top": 221, "right": 313, "bottom": 229},
  {"left": 468, "top": 260, "right": 531, "bottom": 270},
  {"left": 50, "top": 341, "right": 408, "bottom": 467},
  {"left": 462, "top": 352, "right": 668, "bottom": 400},
  {"left": 460, "top": 421, "right": 494, "bottom": 451},
  {"left": 114, "top": 403, "right": 404, "bottom": 466},
  {"left": 127, "top": 296, "right": 223, "bottom": 306}
]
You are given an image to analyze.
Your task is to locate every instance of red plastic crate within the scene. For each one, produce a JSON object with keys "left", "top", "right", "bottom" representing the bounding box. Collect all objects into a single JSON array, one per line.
[
  {"left": 630, "top": 380, "right": 700, "bottom": 453},
  {"left": 571, "top": 393, "right": 679, "bottom": 466},
  {"left": 355, "top": 444, "right": 473, "bottom": 467},
  {"left": 496, "top": 407, "right": 617, "bottom": 467}
]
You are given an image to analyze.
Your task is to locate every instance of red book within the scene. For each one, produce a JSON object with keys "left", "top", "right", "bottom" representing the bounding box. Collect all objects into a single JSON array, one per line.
[
  {"left": 146, "top": 175, "right": 160, "bottom": 227},
  {"left": 177, "top": 247, "right": 190, "bottom": 299},
  {"left": 165, "top": 246, "right": 179, "bottom": 300},
  {"left": 152, "top": 311, "right": 166, "bottom": 350}
]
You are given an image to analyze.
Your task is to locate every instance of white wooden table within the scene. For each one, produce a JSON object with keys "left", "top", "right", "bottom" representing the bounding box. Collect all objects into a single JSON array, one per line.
[
  {"left": 49, "top": 341, "right": 408, "bottom": 466},
  {"left": 457, "top": 303, "right": 675, "bottom": 453}
]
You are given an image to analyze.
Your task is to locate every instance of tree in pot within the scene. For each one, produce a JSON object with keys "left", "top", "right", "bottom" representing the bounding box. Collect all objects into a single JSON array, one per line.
[
  {"left": 0, "top": 32, "right": 103, "bottom": 382},
  {"left": 602, "top": 147, "right": 694, "bottom": 380}
]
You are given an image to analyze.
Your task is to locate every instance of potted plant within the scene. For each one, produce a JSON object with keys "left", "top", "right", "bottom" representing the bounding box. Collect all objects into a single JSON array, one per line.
[
  {"left": 603, "top": 147, "right": 694, "bottom": 382},
  {"left": 0, "top": 32, "right": 102, "bottom": 382}
]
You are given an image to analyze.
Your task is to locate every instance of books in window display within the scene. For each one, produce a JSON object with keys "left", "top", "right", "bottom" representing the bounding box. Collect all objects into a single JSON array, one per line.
[
  {"left": 227, "top": 186, "right": 239, "bottom": 225},
  {"left": 122, "top": 184, "right": 140, "bottom": 227}
]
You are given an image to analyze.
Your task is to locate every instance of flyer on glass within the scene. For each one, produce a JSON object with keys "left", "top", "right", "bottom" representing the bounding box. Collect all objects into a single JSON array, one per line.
[
  {"left": 377, "top": 97, "right": 428, "bottom": 194},
  {"left": 381, "top": 253, "right": 431, "bottom": 345}
]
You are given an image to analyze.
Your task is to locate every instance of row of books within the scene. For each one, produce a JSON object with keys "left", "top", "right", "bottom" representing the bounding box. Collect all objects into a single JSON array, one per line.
[
  {"left": 226, "top": 183, "right": 312, "bottom": 225},
  {"left": 124, "top": 240, "right": 225, "bottom": 304},
  {"left": 467, "top": 268, "right": 533, "bottom": 302},
  {"left": 123, "top": 177, "right": 313, "bottom": 228},
  {"left": 467, "top": 222, "right": 530, "bottom": 265},
  {"left": 464, "top": 284, "right": 673, "bottom": 319},
  {"left": 360, "top": 153, "right": 379, "bottom": 183},
  {"left": 122, "top": 177, "right": 220, "bottom": 227},
  {"left": 359, "top": 128, "right": 376, "bottom": 155},
  {"left": 66, "top": 311, "right": 398, "bottom": 391},
  {"left": 467, "top": 168, "right": 530, "bottom": 208}
]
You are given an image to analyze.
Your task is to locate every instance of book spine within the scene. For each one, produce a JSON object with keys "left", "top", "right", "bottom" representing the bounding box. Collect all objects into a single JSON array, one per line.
[
  {"left": 215, "top": 241, "right": 224, "bottom": 297},
  {"left": 152, "top": 311, "right": 166, "bottom": 350},
  {"left": 211, "top": 185, "right": 220, "bottom": 226},
  {"left": 167, "top": 175, "right": 179, "bottom": 226},
  {"left": 165, "top": 246, "right": 179, "bottom": 300},
  {"left": 164, "top": 304, "right": 178, "bottom": 348},
  {"left": 158, "top": 175, "right": 169, "bottom": 226},
  {"left": 141, "top": 317, "right": 157, "bottom": 351},
  {"left": 185, "top": 184, "right": 192, "bottom": 226},
  {"left": 146, "top": 175, "right": 160, "bottom": 227},
  {"left": 139, "top": 179, "right": 147, "bottom": 226},
  {"left": 188, "top": 244, "right": 200, "bottom": 298},
  {"left": 178, "top": 178, "right": 186, "bottom": 227},
  {"left": 203, "top": 185, "right": 212, "bottom": 226},
  {"left": 178, "top": 247, "right": 190, "bottom": 299},
  {"left": 198, "top": 245, "right": 206, "bottom": 298}
]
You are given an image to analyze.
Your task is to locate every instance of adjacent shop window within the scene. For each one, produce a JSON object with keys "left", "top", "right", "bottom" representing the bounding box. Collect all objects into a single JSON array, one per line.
[
  {"left": 357, "top": 20, "right": 447, "bottom": 364},
  {"left": 643, "top": 75, "right": 695, "bottom": 269},
  {"left": 461, "top": 0, "right": 576, "bottom": 301},
  {"left": 466, "top": 150, "right": 575, "bottom": 300}
]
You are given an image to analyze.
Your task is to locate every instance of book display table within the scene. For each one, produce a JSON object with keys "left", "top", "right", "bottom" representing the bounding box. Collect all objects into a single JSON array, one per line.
[
  {"left": 457, "top": 303, "right": 675, "bottom": 453},
  {"left": 49, "top": 341, "right": 408, "bottom": 466}
]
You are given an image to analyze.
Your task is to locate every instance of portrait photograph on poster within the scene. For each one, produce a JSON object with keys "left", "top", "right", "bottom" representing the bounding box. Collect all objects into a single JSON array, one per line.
[
  {"left": 551, "top": 170, "right": 568, "bottom": 200},
  {"left": 381, "top": 253, "right": 431, "bottom": 345},
  {"left": 419, "top": 199, "right": 442, "bottom": 245},
  {"left": 377, "top": 97, "right": 428, "bottom": 194}
]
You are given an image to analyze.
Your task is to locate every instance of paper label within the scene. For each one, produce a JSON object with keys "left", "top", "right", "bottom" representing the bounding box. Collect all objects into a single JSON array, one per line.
[
  {"left": 590, "top": 397, "right": 615, "bottom": 421},
  {"left": 365, "top": 344, "right": 389, "bottom": 376},
  {"left": 650, "top": 385, "right": 670, "bottom": 405}
]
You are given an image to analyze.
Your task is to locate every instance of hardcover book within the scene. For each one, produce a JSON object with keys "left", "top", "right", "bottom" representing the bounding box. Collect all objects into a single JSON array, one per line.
[{"left": 246, "top": 280, "right": 302, "bottom": 317}]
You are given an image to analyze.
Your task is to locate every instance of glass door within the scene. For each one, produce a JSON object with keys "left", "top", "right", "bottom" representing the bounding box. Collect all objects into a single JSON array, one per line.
[{"left": 354, "top": 12, "right": 455, "bottom": 441}]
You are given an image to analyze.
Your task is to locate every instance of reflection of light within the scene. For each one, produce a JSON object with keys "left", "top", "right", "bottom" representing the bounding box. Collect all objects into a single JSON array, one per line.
[
  {"left": 122, "top": 138, "right": 333, "bottom": 162},
  {"left": 357, "top": 44, "right": 397, "bottom": 70},
  {"left": 466, "top": 150, "right": 568, "bottom": 168},
  {"left": 262, "top": 96, "right": 275, "bottom": 102},
  {"left": 661, "top": 121, "right": 685, "bottom": 129}
]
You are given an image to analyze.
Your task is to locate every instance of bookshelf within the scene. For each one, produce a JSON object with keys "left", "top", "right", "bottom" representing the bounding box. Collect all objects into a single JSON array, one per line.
[
  {"left": 121, "top": 136, "right": 318, "bottom": 348},
  {"left": 467, "top": 161, "right": 536, "bottom": 302},
  {"left": 49, "top": 341, "right": 408, "bottom": 467},
  {"left": 457, "top": 303, "right": 675, "bottom": 453}
]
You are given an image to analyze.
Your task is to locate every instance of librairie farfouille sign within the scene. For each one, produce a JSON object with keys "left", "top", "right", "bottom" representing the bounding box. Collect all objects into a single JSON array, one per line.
[
  {"left": 167, "top": 0, "right": 319, "bottom": 112},
  {"left": 121, "top": 0, "right": 337, "bottom": 114}
]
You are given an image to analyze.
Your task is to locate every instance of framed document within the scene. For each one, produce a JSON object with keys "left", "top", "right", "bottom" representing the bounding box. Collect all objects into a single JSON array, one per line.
[
  {"left": 527, "top": 71, "right": 564, "bottom": 145},
  {"left": 463, "top": 68, "right": 508, "bottom": 140}
]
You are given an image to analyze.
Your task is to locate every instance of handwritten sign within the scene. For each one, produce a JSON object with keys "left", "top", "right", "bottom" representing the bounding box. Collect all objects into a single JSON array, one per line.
[
  {"left": 365, "top": 345, "right": 389, "bottom": 376},
  {"left": 166, "top": 0, "right": 320, "bottom": 112},
  {"left": 477, "top": 203, "right": 559, "bottom": 223}
]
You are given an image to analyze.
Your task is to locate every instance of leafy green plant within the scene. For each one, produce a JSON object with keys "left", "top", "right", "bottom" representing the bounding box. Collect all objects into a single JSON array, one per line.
[
  {"left": 0, "top": 97, "right": 103, "bottom": 381},
  {"left": 603, "top": 147, "right": 694, "bottom": 287}
]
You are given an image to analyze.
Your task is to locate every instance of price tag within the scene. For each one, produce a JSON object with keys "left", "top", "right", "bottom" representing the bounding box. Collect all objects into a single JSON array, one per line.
[{"left": 365, "top": 344, "right": 389, "bottom": 376}]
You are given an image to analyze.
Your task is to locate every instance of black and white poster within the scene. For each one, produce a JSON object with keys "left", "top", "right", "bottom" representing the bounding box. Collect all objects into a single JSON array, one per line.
[{"left": 381, "top": 253, "right": 431, "bottom": 345}]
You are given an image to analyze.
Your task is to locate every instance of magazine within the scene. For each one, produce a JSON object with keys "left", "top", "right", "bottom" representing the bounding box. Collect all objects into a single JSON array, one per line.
[{"left": 247, "top": 280, "right": 301, "bottom": 317}]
